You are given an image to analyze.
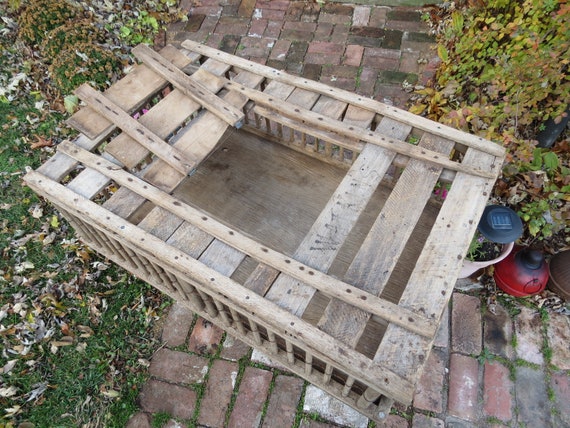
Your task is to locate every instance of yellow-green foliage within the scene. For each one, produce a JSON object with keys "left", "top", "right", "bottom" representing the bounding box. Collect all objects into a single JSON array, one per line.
[
  {"left": 41, "top": 19, "right": 106, "bottom": 62},
  {"left": 18, "top": 0, "right": 80, "bottom": 45},
  {"left": 48, "top": 42, "right": 121, "bottom": 93},
  {"left": 412, "top": 0, "right": 569, "bottom": 241}
]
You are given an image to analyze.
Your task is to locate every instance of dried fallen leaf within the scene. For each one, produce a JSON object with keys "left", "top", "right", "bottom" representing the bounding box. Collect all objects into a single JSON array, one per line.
[
  {"left": 31, "top": 205, "right": 43, "bottom": 218},
  {"left": 100, "top": 388, "right": 120, "bottom": 399},
  {"left": 77, "top": 325, "right": 94, "bottom": 338},
  {"left": 4, "top": 404, "right": 22, "bottom": 418},
  {"left": 30, "top": 135, "right": 53, "bottom": 150},
  {"left": 0, "top": 386, "right": 18, "bottom": 398},
  {"left": 2, "top": 359, "right": 17, "bottom": 374}
]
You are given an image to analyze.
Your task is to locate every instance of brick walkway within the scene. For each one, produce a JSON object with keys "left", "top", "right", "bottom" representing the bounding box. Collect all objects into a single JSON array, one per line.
[{"left": 127, "top": 2, "right": 570, "bottom": 427}]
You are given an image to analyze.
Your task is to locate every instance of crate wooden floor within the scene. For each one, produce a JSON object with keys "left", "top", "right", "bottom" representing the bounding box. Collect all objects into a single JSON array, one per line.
[{"left": 25, "top": 42, "right": 504, "bottom": 422}]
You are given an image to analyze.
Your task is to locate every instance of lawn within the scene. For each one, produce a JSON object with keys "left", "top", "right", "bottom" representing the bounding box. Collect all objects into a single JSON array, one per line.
[{"left": 0, "top": 6, "right": 169, "bottom": 427}]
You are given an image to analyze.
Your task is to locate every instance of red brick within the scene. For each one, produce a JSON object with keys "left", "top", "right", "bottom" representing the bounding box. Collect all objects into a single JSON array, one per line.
[
  {"left": 249, "top": 19, "right": 268, "bottom": 38},
  {"left": 321, "top": 64, "right": 359, "bottom": 79},
  {"left": 256, "top": 0, "right": 290, "bottom": 11},
  {"left": 305, "top": 53, "right": 341, "bottom": 65},
  {"left": 248, "top": 57, "right": 267, "bottom": 65},
  {"left": 343, "top": 44, "right": 364, "bottom": 66},
  {"left": 139, "top": 379, "right": 197, "bottom": 420},
  {"left": 198, "top": 360, "right": 239, "bottom": 427},
  {"left": 190, "top": 6, "right": 223, "bottom": 17},
  {"left": 374, "top": 83, "right": 411, "bottom": 108},
  {"left": 369, "top": 7, "right": 388, "bottom": 27},
  {"left": 386, "top": 20, "right": 428, "bottom": 32},
  {"left": 214, "top": 17, "right": 250, "bottom": 36},
  {"left": 412, "top": 413, "right": 445, "bottom": 427},
  {"left": 228, "top": 367, "right": 273, "bottom": 427},
  {"left": 204, "top": 33, "right": 224, "bottom": 49},
  {"left": 380, "top": 414, "right": 409, "bottom": 427},
  {"left": 308, "top": 41, "right": 344, "bottom": 54},
  {"left": 448, "top": 354, "right": 479, "bottom": 422},
  {"left": 352, "top": 6, "right": 371, "bottom": 27},
  {"left": 483, "top": 360, "right": 513, "bottom": 421},
  {"left": 399, "top": 50, "right": 420, "bottom": 74},
  {"left": 265, "top": 20, "right": 284, "bottom": 39},
  {"left": 547, "top": 312, "right": 570, "bottom": 370},
  {"left": 238, "top": 36, "right": 274, "bottom": 58},
  {"left": 126, "top": 412, "right": 151, "bottom": 428},
  {"left": 149, "top": 348, "right": 208, "bottom": 385},
  {"left": 356, "top": 68, "right": 377, "bottom": 97},
  {"left": 484, "top": 302, "right": 514, "bottom": 359},
  {"left": 220, "top": 334, "right": 251, "bottom": 361},
  {"left": 551, "top": 371, "right": 570, "bottom": 426},
  {"left": 269, "top": 39, "right": 291, "bottom": 61},
  {"left": 514, "top": 305, "right": 544, "bottom": 365},
  {"left": 259, "top": 8, "right": 287, "bottom": 21},
  {"left": 161, "top": 302, "right": 194, "bottom": 347},
  {"left": 362, "top": 47, "right": 400, "bottom": 71},
  {"left": 188, "top": 317, "right": 223, "bottom": 355},
  {"left": 314, "top": 23, "right": 334, "bottom": 40},
  {"left": 262, "top": 375, "right": 304, "bottom": 427},
  {"left": 414, "top": 348, "right": 446, "bottom": 413},
  {"left": 322, "top": 3, "right": 354, "bottom": 15},
  {"left": 283, "top": 21, "right": 317, "bottom": 32},
  {"left": 451, "top": 292, "right": 482, "bottom": 355},
  {"left": 329, "top": 25, "right": 349, "bottom": 44}
]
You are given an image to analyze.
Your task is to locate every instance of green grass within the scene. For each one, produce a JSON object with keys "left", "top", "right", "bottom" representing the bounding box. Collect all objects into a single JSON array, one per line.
[{"left": 0, "top": 44, "right": 164, "bottom": 428}]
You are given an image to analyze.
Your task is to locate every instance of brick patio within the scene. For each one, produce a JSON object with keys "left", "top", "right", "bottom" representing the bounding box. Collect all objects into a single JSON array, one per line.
[{"left": 126, "top": 1, "right": 570, "bottom": 427}]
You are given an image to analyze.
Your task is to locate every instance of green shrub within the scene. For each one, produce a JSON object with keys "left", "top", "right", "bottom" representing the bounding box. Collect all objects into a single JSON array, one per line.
[
  {"left": 48, "top": 42, "right": 122, "bottom": 94},
  {"left": 41, "top": 19, "right": 106, "bottom": 62},
  {"left": 412, "top": 0, "right": 569, "bottom": 242},
  {"left": 416, "top": 0, "right": 569, "bottom": 136},
  {"left": 18, "top": 0, "right": 80, "bottom": 45}
]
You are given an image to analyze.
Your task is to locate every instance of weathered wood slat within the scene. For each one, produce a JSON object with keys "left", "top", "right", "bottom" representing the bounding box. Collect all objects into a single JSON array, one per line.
[
  {"left": 104, "top": 90, "right": 201, "bottom": 169},
  {"left": 222, "top": 81, "right": 499, "bottom": 179},
  {"left": 75, "top": 84, "right": 196, "bottom": 175},
  {"left": 67, "top": 45, "right": 197, "bottom": 141},
  {"left": 182, "top": 40, "right": 505, "bottom": 157},
  {"left": 317, "top": 133, "right": 455, "bottom": 347},
  {"left": 376, "top": 148, "right": 499, "bottom": 377},
  {"left": 26, "top": 42, "right": 508, "bottom": 420},
  {"left": 101, "top": 60, "right": 251, "bottom": 218},
  {"left": 159, "top": 58, "right": 498, "bottom": 179},
  {"left": 55, "top": 140, "right": 437, "bottom": 338},
  {"left": 264, "top": 116, "right": 410, "bottom": 316},
  {"left": 132, "top": 44, "right": 245, "bottom": 128},
  {"left": 24, "top": 169, "right": 416, "bottom": 405}
]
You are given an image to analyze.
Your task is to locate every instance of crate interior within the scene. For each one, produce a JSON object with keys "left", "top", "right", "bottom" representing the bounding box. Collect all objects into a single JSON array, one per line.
[{"left": 173, "top": 127, "right": 440, "bottom": 359}]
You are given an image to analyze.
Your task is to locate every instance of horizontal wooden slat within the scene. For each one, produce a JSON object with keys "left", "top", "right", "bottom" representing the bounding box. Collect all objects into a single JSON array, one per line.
[
  {"left": 181, "top": 40, "right": 505, "bottom": 158},
  {"left": 224, "top": 80, "right": 499, "bottom": 180},
  {"left": 75, "top": 84, "right": 196, "bottom": 175},
  {"left": 23, "top": 169, "right": 416, "bottom": 404},
  {"left": 132, "top": 44, "right": 245, "bottom": 128},
  {"left": 54, "top": 140, "right": 437, "bottom": 338},
  {"left": 159, "top": 58, "right": 500, "bottom": 179}
]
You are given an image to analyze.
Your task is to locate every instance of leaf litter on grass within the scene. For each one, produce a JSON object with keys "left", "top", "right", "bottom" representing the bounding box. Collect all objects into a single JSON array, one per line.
[{"left": 1, "top": 2, "right": 175, "bottom": 426}]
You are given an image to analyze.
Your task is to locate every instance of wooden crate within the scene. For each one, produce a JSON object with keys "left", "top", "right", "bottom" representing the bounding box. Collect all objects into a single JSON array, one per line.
[{"left": 24, "top": 42, "right": 504, "bottom": 422}]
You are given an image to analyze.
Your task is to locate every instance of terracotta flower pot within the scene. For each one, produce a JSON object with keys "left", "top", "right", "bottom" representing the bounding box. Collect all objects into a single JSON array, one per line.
[{"left": 458, "top": 241, "right": 514, "bottom": 279}]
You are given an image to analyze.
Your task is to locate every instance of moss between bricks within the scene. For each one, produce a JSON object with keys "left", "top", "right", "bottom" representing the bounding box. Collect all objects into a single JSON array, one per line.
[{"left": 378, "top": 70, "right": 418, "bottom": 85}]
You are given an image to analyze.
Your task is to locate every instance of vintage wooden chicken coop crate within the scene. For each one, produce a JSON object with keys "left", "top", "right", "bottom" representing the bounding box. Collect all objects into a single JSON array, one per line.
[{"left": 25, "top": 42, "right": 505, "bottom": 421}]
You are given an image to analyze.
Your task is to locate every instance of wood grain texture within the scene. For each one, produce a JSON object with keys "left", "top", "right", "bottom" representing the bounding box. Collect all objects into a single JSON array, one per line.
[
  {"left": 317, "top": 133, "right": 455, "bottom": 347},
  {"left": 182, "top": 40, "right": 505, "bottom": 157},
  {"left": 132, "top": 44, "right": 245, "bottom": 128}
]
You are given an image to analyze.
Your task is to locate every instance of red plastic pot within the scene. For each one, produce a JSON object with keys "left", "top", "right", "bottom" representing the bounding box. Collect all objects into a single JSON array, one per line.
[{"left": 493, "top": 246, "right": 549, "bottom": 297}]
